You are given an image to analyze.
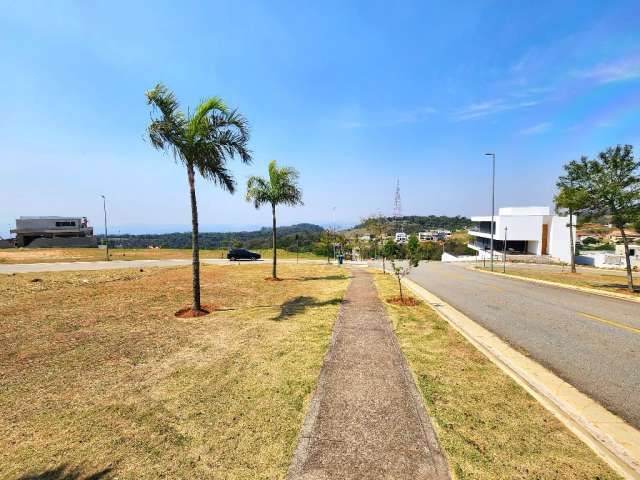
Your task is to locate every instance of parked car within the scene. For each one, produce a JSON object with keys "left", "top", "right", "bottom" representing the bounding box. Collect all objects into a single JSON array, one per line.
[{"left": 227, "top": 248, "right": 261, "bottom": 261}]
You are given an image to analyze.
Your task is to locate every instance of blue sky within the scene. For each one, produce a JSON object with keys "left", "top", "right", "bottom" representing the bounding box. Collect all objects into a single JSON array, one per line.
[{"left": 1, "top": 1, "right": 639, "bottom": 235}]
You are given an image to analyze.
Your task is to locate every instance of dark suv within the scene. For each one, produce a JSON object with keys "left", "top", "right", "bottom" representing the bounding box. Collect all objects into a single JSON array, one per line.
[{"left": 227, "top": 248, "right": 261, "bottom": 261}]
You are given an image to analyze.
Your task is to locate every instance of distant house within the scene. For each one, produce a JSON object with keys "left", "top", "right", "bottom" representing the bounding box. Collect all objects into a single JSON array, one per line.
[
  {"left": 418, "top": 230, "right": 448, "bottom": 242},
  {"left": 394, "top": 232, "right": 408, "bottom": 244},
  {"left": 10, "top": 216, "right": 97, "bottom": 248},
  {"left": 468, "top": 206, "right": 575, "bottom": 262},
  {"left": 605, "top": 230, "right": 640, "bottom": 243},
  {"left": 358, "top": 234, "right": 372, "bottom": 242}
]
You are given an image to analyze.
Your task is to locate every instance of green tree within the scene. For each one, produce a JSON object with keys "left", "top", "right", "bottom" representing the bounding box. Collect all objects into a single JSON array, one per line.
[
  {"left": 555, "top": 171, "right": 588, "bottom": 273},
  {"left": 146, "top": 84, "right": 251, "bottom": 313},
  {"left": 407, "top": 234, "right": 419, "bottom": 256},
  {"left": 246, "top": 160, "right": 303, "bottom": 279},
  {"left": 562, "top": 145, "right": 639, "bottom": 291}
]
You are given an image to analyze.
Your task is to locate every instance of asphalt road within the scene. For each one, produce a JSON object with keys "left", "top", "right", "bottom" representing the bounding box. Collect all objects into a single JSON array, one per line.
[{"left": 403, "top": 261, "right": 640, "bottom": 429}]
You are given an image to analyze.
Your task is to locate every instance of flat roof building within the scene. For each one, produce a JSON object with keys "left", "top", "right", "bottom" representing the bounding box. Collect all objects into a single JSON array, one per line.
[
  {"left": 10, "top": 216, "right": 97, "bottom": 248},
  {"left": 468, "top": 206, "right": 575, "bottom": 262}
]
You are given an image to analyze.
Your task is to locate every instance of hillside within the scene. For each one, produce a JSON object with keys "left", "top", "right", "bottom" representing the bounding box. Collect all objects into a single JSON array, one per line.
[
  {"left": 101, "top": 223, "right": 325, "bottom": 251},
  {"left": 350, "top": 215, "right": 473, "bottom": 236}
]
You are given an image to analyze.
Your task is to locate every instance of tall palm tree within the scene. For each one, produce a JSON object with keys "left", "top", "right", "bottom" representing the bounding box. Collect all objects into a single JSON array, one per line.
[
  {"left": 246, "top": 160, "right": 303, "bottom": 279},
  {"left": 146, "top": 84, "right": 251, "bottom": 313}
]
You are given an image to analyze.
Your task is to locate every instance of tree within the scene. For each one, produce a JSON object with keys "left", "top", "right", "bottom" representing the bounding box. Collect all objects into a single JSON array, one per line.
[
  {"left": 562, "top": 145, "right": 639, "bottom": 291},
  {"left": 146, "top": 83, "right": 251, "bottom": 313},
  {"left": 246, "top": 160, "right": 303, "bottom": 279},
  {"left": 381, "top": 238, "right": 398, "bottom": 273},
  {"left": 390, "top": 259, "right": 410, "bottom": 302},
  {"left": 407, "top": 234, "right": 419, "bottom": 257},
  {"left": 555, "top": 169, "right": 588, "bottom": 273}
]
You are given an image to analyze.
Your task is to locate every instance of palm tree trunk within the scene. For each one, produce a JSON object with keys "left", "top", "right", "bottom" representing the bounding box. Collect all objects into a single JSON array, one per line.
[
  {"left": 619, "top": 227, "right": 635, "bottom": 292},
  {"left": 187, "top": 163, "right": 201, "bottom": 311},
  {"left": 569, "top": 207, "right": 576, "bottom": 273},
  {"left": 271, "top": 203, "right": 277, "bottom": 279}
]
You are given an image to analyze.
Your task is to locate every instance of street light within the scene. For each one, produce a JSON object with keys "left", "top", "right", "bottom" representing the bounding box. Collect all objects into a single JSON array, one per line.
[
  {"left": 100, "top": 194, "right": 109, "bottom": 261},
  {"left": 484, "top": 153, "right": 496, "bottom": 271}
]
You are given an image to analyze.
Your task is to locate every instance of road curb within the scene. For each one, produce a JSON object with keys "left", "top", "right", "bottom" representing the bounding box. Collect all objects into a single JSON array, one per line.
[
  {"left": 400, "top": 275, "right": 640, "bottom": 480},
  {"left": 470, "top": 266, "right": 640, "bottom": 304}
]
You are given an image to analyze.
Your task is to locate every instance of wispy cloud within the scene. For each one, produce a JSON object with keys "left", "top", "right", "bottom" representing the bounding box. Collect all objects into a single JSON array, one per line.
[
  {"left": 452, "top": 98, "right": 540, "bottom": 121},
  {"left": 339, "top": 106, "right": 436, "bottom": 129},
  {"left": 576, "top": 56, "right": 640, "bottom": 84},
  {"left": 519, "top": 122, "right": 551, "bottom": 135}
]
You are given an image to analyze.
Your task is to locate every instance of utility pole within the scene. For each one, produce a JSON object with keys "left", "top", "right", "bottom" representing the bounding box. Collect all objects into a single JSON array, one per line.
[
  {"left": 485, "top": 153, "right": 496, "bottom": 271},
  {"left": 295, "top": 234, "right": 299, "bottom": 264},
  {"left": 100, "top": 194, "right": 109, "bottom": 261},
  {"left": 503, "top": 226, "right": 508, "bottom": 273}
]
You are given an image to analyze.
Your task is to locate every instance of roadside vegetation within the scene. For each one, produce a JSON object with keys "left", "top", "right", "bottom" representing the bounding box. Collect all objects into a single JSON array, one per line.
[
  {"left": 556, "top": 144, "right": 639, "bottom": 292},
  {"left": 480, "top": 265, "right": 640, "bottom": 298},
  {"left": 1, "top": 263, "right": 349, "bottom": 479},
  {"left": 373, "top": 270, "right": 621, "bottom": 479}
]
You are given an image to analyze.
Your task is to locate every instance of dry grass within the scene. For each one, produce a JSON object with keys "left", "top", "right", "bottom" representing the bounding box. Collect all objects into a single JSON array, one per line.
[
  {"left": 372, "top": 271, "right": 621, "bottom": 480},
  {"left": 486, "top": 267, "right": 639, "bottom": 298},
  {"left": 0, "top": 247, "right": 323, "bottom": 264},
  {"left": 0, "top": 264, "right": 349, "bottom": 479}
]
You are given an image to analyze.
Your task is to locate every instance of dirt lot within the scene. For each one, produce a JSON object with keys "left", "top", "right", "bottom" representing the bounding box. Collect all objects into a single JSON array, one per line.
[{"left": 0, "top": 263, "right": 348, "bottom": 479}]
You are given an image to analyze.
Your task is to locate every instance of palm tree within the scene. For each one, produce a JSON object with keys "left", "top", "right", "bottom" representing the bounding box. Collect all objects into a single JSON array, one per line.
[
  {"left": 146, "top": 84, "right": 251, "bottom": 313},
  {"left": 246, "top": 160, "right": 303, "bottom": 279}
]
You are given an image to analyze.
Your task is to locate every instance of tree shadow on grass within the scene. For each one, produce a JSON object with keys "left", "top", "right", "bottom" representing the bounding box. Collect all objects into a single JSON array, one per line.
[
  {"left": 596, "top": 282, "right": 640, "bottom": 293},
  {"left": 273, "top": 296, "right": 344, "bottom": 321},
  {"left": 18, "top": 465, "right": 112, "bottom": 480}
]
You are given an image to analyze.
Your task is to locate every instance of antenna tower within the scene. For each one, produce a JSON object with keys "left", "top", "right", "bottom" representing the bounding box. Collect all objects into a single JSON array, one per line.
[{"left": 393, "top": 179, "right": 403, "bottom": 232}]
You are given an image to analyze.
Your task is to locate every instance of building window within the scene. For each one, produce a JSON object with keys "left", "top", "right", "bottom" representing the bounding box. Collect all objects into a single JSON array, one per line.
[{"left": 55, "top": 221, "right": 76, "bottom": 227}]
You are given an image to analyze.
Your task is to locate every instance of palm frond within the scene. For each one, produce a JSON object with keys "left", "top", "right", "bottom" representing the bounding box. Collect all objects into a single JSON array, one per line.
[
  {"left": 246, "top": 176, "right": 273, "bottom": 208},
  {"left": 245, "top": 160, "right": 303, "bottom": 210}
]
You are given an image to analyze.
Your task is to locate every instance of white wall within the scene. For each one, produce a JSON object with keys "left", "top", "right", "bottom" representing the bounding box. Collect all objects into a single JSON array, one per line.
[
  {"left": 442, "top": 252, "right": 478, "bottom": 262},
  {"left": 497, "top": 215, "right": 543, "bottom": 241},
  {"left": 548, "top": 215, "right": 575, "bottom": 263}
]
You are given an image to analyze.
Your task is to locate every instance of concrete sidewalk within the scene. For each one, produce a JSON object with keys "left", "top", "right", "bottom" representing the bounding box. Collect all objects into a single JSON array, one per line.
[{"left": 287, "top": 269, "right": 449, "bottom": 480}]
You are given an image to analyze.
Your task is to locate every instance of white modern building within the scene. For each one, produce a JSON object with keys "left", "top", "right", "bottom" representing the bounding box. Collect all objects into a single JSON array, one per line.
[
  {"left": 395, "top": 232, "right": 408, "bottom": 244},
  {"left": 468, "top": 206, "right": 575, "bottom": 262}
]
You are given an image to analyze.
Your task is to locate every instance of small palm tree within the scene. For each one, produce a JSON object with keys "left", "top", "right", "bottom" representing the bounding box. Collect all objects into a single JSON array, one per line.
[
  {"left": 146, "top": 84, "right": 251, "bottom": 313},
  {"left": 246, "top": 160, "right": 303, "bottom": 279}
]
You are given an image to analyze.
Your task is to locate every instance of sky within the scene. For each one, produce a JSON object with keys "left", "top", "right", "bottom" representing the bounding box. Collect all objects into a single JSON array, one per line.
[{"left": 1, "top": 1, "right": 640, "bottom": 236}]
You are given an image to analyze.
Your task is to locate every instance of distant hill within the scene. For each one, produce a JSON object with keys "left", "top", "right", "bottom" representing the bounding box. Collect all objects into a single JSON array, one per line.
[
  {"left": 351, "top": 215, "right": 473, "bottom": 236},
  {"left": 101, "top": 223, "right": 325, "bottom": 251}
]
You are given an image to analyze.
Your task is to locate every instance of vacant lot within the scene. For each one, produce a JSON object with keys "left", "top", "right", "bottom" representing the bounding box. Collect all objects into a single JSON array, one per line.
[
  {"left": 1, "top": 264, "right": 348, "bottom": 479},
  {"left": 373, "top": 271, "right": 620, "bottom": 479},
  {"left": 482, "top": 265, "right": 639, "bottom": 298},
  {"left": 0, "top": 247, "right": 323, "bottom": 264}
]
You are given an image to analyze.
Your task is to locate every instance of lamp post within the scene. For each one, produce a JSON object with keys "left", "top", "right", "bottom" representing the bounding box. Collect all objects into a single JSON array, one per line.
[
  {"left": 484, "top": 153, "right": 495, "bottom": 271},
  {"left": 100, "top": 194, "right": 109, "bottom": 261}
]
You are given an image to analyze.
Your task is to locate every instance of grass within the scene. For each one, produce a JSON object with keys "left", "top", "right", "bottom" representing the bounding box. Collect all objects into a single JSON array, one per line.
[
  {"left": 372, "top": 270, "right": 621, "bottom": 480},
  {"left": 0, "top": 263, "right": 349, "bottom": 479},
  {"left": 479, "top": 265, "right": 639, "bottom": 298},
  {"left": 0, "top": 247, "right": 324, "bottom": 264}
]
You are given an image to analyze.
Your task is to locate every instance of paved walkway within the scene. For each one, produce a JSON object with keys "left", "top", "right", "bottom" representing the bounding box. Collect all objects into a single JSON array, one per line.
[{"left": 287, "top": 269, "right": 449, "bottom": 480}]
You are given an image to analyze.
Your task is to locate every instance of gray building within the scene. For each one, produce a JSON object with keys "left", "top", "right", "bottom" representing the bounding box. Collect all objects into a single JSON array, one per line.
[{"left": 10, "top": 216, "right": 97, "bottom": 248}]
